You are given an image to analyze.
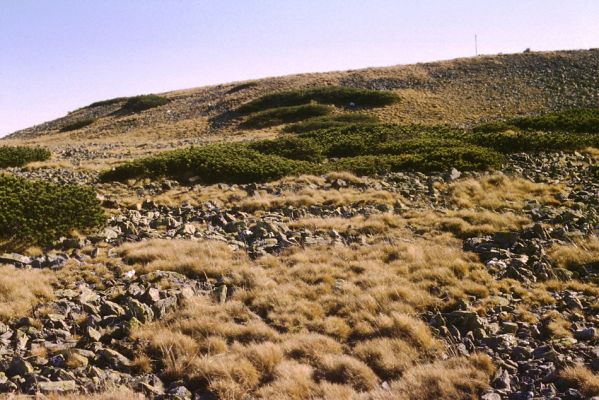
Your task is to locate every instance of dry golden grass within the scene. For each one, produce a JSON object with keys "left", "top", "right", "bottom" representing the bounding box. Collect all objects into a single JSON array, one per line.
[
  {"left": 238, "top": 186, "right": 401, "bottom": 213},
  {"left": 0, "top": 265, "right": 54, "bottom": 322},
  {"left": 548, "top": 236, "right": 599, "bottom": 273},
  {"left": 371, "top": 353, "right": 495, "bottom": 400},
  {"left": 128, "top": 234, "right": 496, "bottom": 398},
  {"left": 118, "top": 239, "right": 257, "bottom": 287},
  {"left": 448, "top": 173, "right": 564, "bottom": 211},
  {"left": 560, "top": 365, "right": 599, "bottom": 397},
  {"left": 403, "top": 209, "right": 530, "bottom": 238}
]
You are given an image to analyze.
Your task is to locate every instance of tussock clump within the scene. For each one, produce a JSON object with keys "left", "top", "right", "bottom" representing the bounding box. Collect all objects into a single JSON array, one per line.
[
  {"left": 0, "top": 146, "right": 51, "bottom": 168},
  {"left": 559, "top": 365, "right": 599, "bottom": 397},
  {"left": 448, "top": 173, "right": 564, "bottom": 211},
  {"left": 404, "top": 209, "right": 530, "bottom": 238},
  {"left": 0, "top": 175, "right": 105, "bottom": 248},
  {"left": 118, "top": 239, "right": 257, "bottom": 287},
  {"left": 0, "top": 266, "right": 54, "bottom": 322},
  {"left": 240, "top": 104, "right": 334, "bottom": 129},
  {"left": 314, "top": 354, "right": 379, "bottom": 392},
  {"left": 372, "top": 353, "right": 494, "bottom": 400},
  {"left": 548, "top": 236, "right": 599, "bottom": 276},
  {"left": 130, "top": 233, "right": 494, "bottom": 397}
]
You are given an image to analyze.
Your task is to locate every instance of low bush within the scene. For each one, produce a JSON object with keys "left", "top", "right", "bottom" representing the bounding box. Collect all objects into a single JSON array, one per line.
[
  {"left": 283, "top": 114, "right": 379, "bottom": 133},
  {"left": 0, "top": 146, "right": 51, "bottom": 168},
  {"left": 248, "top": 136, "right": 325, "bottom": 162},
  {"left": 120, "top": 95, "right": 170, "bottom": 113},
  {"left": 59, "top": 118, "right": 96, "bottom": 132},
  {"left": 86, "top": 97, "right": 128, "bottom": 108},
  {"left": 240, "top": 104, "right": 334, "bottom": 129},
  {"left": 0, "top": 175, "right": 105, "bottom": 247},
  {"left": 475, "top": 109, "right": 599, "bottom": 133},
  {"left": 238, "top": 86, "right": 399, "bottom": 114},
  {"left": 99, "top": 144, "right": 320, "bottom": 184}
]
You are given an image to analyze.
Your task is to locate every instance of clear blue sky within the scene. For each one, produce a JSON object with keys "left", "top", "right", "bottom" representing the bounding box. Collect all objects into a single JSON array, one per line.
[{"left": 2, "top": 1, "right": 598, "bottom": 136}]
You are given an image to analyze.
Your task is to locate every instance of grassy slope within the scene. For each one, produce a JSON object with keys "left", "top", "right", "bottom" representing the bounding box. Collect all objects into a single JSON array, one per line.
[{"left": 5, "top": 49, "right": 599, "bottom": 144}]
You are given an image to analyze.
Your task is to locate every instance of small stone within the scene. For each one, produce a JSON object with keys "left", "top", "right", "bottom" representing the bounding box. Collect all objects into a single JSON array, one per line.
[
  {"left": 37, "top": 380, "right": 77, "bottom": 394},
  {"left": 126, "top": 298, "right": 155, "bottom": 323},
  {"left": 99, "top": 348, "right": 132, "bottom": 369},
  {"left": 501, "top": 322, "right": 518, "bottom": 334},
  {"left": 8, "top": 357, "right": 34, "bottom": 377},
  {"left": 574, "top": 327, "right": 595, "bottom": 341}
]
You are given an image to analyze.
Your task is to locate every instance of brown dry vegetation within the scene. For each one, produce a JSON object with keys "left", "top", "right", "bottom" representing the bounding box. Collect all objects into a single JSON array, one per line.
[
  {"left": 559, "top": 365, "right": 599, "bottom": 397},
  {"left": 447, "top": 173, "right": 564, "bottom": 211},
  {"left": 122, "top": 232, "right": 497, "bottom": 398},
  {"left": 548, "top": 236, "right": 599, "bottom": 272},
  {"left": 0, "top": 265, "right": 54, "bottom": 322}
]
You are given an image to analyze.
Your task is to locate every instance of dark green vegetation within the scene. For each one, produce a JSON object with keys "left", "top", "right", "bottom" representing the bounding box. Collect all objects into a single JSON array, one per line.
[
  {"left": 0, "top": 146, "right": 51, "bottom": 168},
  {"left": 100, "top": 144, "right": 318, "bottom": 184},
  {"left": 0, "top": 175, "right": 105, "bottom": 248},
  {"left": 240, "top": 104, "right": 334, "bottom": 129},
  {"left": 100, "top": 124, "right": 502, "bottom": 183},
  {"left": 237, "top": 86, "right": 399, "bottom": 114},
  {"left": 86, "top": 97, "right": 128, "bottom": 108},
  {"left": 59, "top": 118, "right": 96, "bottom": 132},
  {"left": 475, "top": 109, "right": 599, "bottom": 134},
  {"left": 283, "top": 113, "right": 379, "bottom": 133},
  {"left": 101, "top": 111, "right": 599, "bottom": 184},
  {"left": 120, "top": 95, "right": 170, "bottom": 114}
]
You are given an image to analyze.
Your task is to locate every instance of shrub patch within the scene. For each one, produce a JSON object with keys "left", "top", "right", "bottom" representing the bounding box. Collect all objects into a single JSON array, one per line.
[
  {"left": 0, "top": 175, "right": 105, "bottom": 248},
  {"left": 0, "top": 146, "right": 51, "bottom": 168}
]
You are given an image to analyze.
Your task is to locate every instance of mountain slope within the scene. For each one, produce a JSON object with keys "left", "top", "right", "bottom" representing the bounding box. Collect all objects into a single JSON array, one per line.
[{"left": 6, "top": 49, "right": 599, "bottom": 142}]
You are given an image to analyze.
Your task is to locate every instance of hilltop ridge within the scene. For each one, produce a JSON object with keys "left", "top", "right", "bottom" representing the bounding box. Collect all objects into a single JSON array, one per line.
[{"left": 6, "top": 49, "right": 599, "bottom": 142}]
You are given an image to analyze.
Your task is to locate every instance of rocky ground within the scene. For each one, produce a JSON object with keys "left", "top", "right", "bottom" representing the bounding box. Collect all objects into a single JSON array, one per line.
[{"left": 0, "top": 151, "right": 597, "bottom": 399}]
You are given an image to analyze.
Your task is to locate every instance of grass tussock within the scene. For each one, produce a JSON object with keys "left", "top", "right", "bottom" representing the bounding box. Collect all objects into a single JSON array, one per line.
[
  {"left": 118, "top": 239, "right": 256, "bottom": 287},
  {"left": 129, "top": 234, "right": 495, "bottom": 398},
  {"left": 548, "top": 236, "right": 599, "bottom": 275},
  {"left": 0, "top": 266, "right": 54, "bottom": 322},
  {"left": 559, "top": 365, "right": 599, "bottom": 397},
  {"left": 404, "top": 209, "right": 530, "bottom": 238},
  {"left": 448, "top": 173, "right": 564, "bottom": 211}
]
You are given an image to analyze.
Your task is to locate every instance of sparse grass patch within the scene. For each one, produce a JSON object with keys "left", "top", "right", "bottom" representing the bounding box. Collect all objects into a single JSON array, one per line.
[
  {"left": 0, "top": 265, "right": 54, "bottom": 322},
  {"left": 404, "top": 209, "right": 530, "bottom": 238},
  {"left": 0, "top": 146, "right": 51, "bottom": 168},
  {"left": 448, "top": 173, "right": 564, "bottom": 211}
]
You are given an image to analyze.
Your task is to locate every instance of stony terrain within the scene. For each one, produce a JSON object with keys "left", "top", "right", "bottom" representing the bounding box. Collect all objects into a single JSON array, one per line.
[
  {"left": 0, "top": 150, "right": 597, "bottom": 399},
  {"left": 1, "top": 50, "right": 598, "bottom": 400}
]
